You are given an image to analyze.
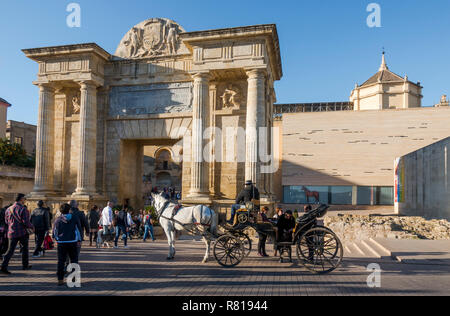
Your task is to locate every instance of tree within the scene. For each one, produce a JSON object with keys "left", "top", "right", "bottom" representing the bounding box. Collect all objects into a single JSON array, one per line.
[{"left": 0, "top": 138, "right": 35, "bottom": 168}]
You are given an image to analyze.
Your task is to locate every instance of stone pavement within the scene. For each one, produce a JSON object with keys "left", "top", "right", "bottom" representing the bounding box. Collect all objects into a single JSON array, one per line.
[{"left": 0, "top": 238, "right": 449, "bottom": 296}]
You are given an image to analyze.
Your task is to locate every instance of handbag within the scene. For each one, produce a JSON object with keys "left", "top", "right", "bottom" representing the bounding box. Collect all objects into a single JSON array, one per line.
[{"left": 43, "top": 232, "right": 54, "bottom": 250}]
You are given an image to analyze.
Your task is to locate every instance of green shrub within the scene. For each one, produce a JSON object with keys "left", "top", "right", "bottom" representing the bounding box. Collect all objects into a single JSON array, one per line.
[{"left": 0, "top": 138, "right": 35, "bottom": 168}]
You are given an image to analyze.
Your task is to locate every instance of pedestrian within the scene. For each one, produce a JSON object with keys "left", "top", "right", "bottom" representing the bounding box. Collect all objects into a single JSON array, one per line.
[
  {"left": 114, "top": 206, "right": 130, "bottom": 248},
  {"left": 101, "top": 201, "right": 114, "bottom": 236},
  {"left": 87, "top": 205, "right": 100, "bottom": 247},
  {"left": 0, "top": 204, "right": 12, "bottom": 260},
  {"left": 126, "top": 210, "right": 134, "bottom": 240},
  {"left": 257, "top": 206, "right": 271, "bottom": 257},
  {"left": 142, "top": 211, "right": 155, "bottom": 242},
  {"left": 1, "top": 194, "right": 34, "bottom": 275},
  {"left": 53, "top": 203, "right": 82, "bottom": 286},
  {"left": 69, "top": 200, "right": 89, "bottom": 259},
  {"left": 30, "top": 200, "right": 51, "bottom": 258}
]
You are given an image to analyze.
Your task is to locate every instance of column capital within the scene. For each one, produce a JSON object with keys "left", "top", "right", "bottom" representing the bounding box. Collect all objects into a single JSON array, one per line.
[
  {"left": 37, "top": 83, "right": 56, "bottom": 92},
  {"left": 245, "top": 68, "right": 267, "bottom": 80},
  {"left": 76, "top": 80, "right": 100, "bottom": 90},
  {"left": 190, "top": 71, "right": 211, "bottom": 81}
]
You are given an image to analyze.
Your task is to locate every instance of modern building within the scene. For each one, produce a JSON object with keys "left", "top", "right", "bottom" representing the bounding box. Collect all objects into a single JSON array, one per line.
[
  {"left": 0, "top": 98, "right": 11, "bottom": 139},
  {"left": 276, "top": 53, "right": 450, "bottom": 209},
  {"left": 6, "top": 120, "right": 37, "bottom": 155}
]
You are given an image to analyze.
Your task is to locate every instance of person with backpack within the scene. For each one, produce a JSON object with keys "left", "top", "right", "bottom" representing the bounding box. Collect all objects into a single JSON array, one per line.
[
  {"left": 53, "top": 203, "right": 82, "bottom": 286},
  {"left": 30, "top": 200, "right": 51, "bottom": 258},
  {"left": 142, "top": 210, "right": 155, "bottom": 242},
  {"left": 1, "top": 194, "right": 34, "bottom": 275}
]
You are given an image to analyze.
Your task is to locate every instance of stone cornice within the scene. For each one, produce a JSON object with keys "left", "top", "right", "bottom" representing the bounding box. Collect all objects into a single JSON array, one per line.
[
  {"left": 22, "top": 43, "right": 111, "bottom": 62},
  {"left": 181, "top": 24, "right": 282, "bottom": 81}
]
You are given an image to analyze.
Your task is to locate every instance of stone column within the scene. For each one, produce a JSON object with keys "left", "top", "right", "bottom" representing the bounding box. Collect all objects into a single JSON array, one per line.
[
  {"left": 74, "top": 81, "right": 98, "bottom": 196},
  {"left": 32, "top": 84, "right": 56, "bottom": 194},
  {"left": 245, "top": 69, "right": 266, "bottom": 186},
  {"left": 188, "top": 72, "right": 210, "bottom": 200}
]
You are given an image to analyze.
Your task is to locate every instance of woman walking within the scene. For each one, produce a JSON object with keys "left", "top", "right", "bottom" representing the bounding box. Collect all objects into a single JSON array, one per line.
[{"left": 87, "top": 206, "right": 100, "bottom": 247}]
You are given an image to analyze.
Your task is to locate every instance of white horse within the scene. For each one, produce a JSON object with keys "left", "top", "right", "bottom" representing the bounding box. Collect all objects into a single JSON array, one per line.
[{"left": 151, "top": 193, "right": 218, "bottom": 263}]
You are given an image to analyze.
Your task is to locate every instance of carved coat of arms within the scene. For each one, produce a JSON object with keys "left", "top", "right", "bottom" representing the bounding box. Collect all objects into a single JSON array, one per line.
[{"left": 115, "top": 18, "right": 186, "bottom": 59}]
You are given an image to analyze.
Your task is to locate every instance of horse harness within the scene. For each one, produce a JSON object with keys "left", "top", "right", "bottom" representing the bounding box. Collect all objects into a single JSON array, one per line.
[{"left": 157, "top": 201, "right": 212, "bottom": 235}]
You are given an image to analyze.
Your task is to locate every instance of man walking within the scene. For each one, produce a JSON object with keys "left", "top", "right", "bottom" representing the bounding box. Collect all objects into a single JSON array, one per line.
[
  {"left": 53, "top": 203, "right": 82, "bottom": 286},
  {"left": 31, "top": 200, "right": 51, "bottom": 258},
  {"left": 114, "top": 207, "right": 130, "bottom": 249},
  {"left": 69, "top": 200, "right": 89, "bottom": 258},
  {"left": 101, "top": 201, "right": 114, "bottom": 236},
  {"left": 1, "top": 194, "right": 34, "bottom": 274}
]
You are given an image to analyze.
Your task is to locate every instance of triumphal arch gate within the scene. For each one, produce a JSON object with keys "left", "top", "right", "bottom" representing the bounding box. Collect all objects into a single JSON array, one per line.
[{"left": 23, "top": 18, "right": 282, "bottom": 212}]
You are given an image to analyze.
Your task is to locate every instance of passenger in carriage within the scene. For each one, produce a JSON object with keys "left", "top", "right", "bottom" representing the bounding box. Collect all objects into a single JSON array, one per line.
[{"left": 227, "top": 180, "right": 260, "bottom": 225}]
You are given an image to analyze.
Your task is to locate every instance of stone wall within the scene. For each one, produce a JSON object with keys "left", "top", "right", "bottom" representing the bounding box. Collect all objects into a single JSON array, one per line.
[
  {"left": 325, "top": 215, "right": 450, "bottom": 242},
  {"left": 397, "top": 137, "right": 450, "bottom": 220},
  {"left": 0, "top": 165, "right": 34, "bottom": 206}
]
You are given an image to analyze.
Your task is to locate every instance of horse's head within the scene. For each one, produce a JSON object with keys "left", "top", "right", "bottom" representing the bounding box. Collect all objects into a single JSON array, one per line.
[{"left": 151, "top": 192, "right": 168, "bottom": 211}]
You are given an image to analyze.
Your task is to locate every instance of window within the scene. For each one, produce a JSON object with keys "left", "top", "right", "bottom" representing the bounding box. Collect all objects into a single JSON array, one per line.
[
  {"left": 330, "top": 186, "right": 352, "bottom": 205},
  {"left": 14, "top": 137, "right": 23, "bottom": 146},
  {"left": 376, "top": 187, "right": 394, "bottom": 205},
  {"left": 357, "top": 186, "right": 372, "bottom": 205}
]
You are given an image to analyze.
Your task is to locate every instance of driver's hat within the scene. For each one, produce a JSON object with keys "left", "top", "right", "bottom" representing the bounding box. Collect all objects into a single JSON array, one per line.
[{"left": 245, "top": 180, "right": 254, "bottom": 186}]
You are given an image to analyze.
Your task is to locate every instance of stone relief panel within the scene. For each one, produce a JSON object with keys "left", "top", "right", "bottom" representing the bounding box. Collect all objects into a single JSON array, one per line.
[
  {"left": 109, "top": 82, "right": 193, "bottom": 116},
  {"left": 216, "top": 81, "right": 247, "bottom": 111},
  {"left": 114, "top": 18, "right": 190, "bottom": 59}
]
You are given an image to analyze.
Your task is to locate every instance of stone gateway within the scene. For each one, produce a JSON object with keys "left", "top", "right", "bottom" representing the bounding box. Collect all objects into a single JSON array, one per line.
[{"left": 22, "top": 18, "right": 282, "bottom": 213}]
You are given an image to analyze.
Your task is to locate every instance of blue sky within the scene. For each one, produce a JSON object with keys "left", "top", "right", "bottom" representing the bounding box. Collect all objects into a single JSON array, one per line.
[{"left": 1, "top": 0, "right": 450, "bottom": 124}]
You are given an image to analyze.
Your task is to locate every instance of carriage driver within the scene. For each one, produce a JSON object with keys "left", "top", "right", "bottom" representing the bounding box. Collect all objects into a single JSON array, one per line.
[{"left": 227, "top": 180, "right": 260, "bottom": 225}]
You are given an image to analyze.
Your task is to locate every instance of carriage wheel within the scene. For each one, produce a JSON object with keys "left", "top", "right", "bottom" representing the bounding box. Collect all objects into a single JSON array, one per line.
[
  {"left": 237, "top": 213, "right": 249, "bottom": 224},
  {"left": 296, "top": 227, "right": 343, "bottom": 274},
  {"left": 234, "top": 232, "right": 252, "bottom": 257},
  {"left": 214, "top": 234, "right": 245, "bottom": 268}
]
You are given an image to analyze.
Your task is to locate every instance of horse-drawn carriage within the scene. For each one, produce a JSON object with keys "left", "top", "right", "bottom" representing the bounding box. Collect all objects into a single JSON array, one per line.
[
  {"left": 151, "top": 193, "right": 343, "bottom": 274},
  {"left": 213, "top": 204, "right": 343, "bottom": 274}
]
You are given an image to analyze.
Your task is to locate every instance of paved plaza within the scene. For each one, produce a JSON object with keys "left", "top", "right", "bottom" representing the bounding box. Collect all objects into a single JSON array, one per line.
[{"left": 0, "top": 238, "right": 449, "bottom": 296}]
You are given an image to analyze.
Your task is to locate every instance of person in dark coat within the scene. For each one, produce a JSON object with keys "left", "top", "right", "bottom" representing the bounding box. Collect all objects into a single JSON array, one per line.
[
  {"left": 228, "top": 180, "right": 260, "bottom": 224},
  {"left": 53, "top": 203, "right": 82, "bottom": 286},
  {"left": 257, "top": 206, "right": 271, "bottom": 257},
  {"left": 86, "top": 206, "right": 100, "bottom": 247},
  {"left": 30, "top": 200, "right": 51, "bottom": 257},
  {"left": 276, "top": 210, "right": 296, "bottom": 242},
  {"left": 0, "top": 204, "right": 12, "bottom": 260},
  {"left": 69, "top": 200, "right": 89, "bottom": 260},
  {"left": 114, "top": 207, "right": 130, "bottom": 248}
]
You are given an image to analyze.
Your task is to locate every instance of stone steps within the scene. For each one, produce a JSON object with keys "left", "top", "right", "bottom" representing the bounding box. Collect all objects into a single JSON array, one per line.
[{"left": 344, "top": 239, "right": 393, "bottom": 260}]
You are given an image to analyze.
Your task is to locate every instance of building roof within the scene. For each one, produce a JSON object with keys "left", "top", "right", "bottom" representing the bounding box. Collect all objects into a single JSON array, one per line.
[
  {"left": 0, "top": 98, "right": 11, "bottom": 107},
  {"left": 359, "top": 53, "right": 420, "bottom": 88}
]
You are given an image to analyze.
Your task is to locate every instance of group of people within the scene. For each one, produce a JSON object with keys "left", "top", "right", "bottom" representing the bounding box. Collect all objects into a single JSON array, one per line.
[{"left": 0, "top": 194, "right": 158, "bottom": 286}]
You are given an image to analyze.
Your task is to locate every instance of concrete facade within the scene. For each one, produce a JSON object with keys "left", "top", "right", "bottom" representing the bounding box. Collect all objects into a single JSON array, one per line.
[
  {"left": 397, "top": 137, "right": 450, "bottom": 220},
  {"left": 279, "top": 107, "right": 450, "bottom": 206},
  {"left": 22, "top": 18, "right": 282, "bottom": 212},
  {"left": 6, "top": 120, "right": 37, "bottom": 154}
]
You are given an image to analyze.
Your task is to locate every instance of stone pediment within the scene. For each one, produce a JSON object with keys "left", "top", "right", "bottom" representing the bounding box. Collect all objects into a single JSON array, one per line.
[{"left": 114, "top": 18, "right": 190, "bottom": 59}]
